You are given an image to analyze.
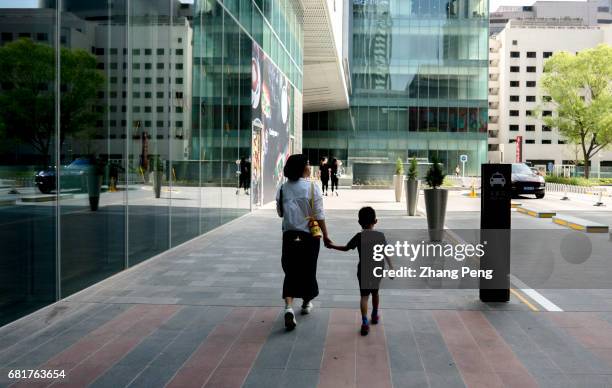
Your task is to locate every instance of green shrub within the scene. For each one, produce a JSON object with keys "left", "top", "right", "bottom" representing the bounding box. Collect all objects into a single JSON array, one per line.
[
  {"left": 407, "top": 157, "right": 418, "bottom": 180},
  {"left": 544, "top": 175, "right": 596, "bottom": 187},
  {"left": 425, "top": 157, "right": 445, "bottom": 189},
  {"left": 395, "top": 157, "right": 404, "bottom": 175}
]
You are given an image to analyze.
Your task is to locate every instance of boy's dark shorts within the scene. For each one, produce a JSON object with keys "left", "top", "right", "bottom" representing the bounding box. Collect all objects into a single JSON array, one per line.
[{"left": 357, "top": 268, "right": 381, "bottom": 297}]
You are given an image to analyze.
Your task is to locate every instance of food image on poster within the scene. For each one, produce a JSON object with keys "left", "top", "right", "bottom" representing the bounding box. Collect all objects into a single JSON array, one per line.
[{"left": 251, "top": 43, "right": 292, "bottom": 204}]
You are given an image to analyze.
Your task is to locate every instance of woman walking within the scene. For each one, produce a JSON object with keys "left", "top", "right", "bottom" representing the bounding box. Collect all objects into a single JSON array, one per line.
[
  {"left": 276, "top": 154, "right": 330, "bottom": 330},
  {"left": 319, "top": 157, "right": 330, "bottom": 196},
  {"left": 330, "top": 157, "right": 340, "bottom": 196}
]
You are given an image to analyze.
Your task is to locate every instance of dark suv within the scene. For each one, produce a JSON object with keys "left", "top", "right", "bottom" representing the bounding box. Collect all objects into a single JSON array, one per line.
[{"left": 512, "top": 163, "right": 546, "bottom": 199}]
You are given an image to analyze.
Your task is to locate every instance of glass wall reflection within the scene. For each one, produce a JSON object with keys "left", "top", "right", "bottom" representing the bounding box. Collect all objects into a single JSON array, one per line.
[{"left": 0, "top": 0, "right": 303, "bottom": 326}]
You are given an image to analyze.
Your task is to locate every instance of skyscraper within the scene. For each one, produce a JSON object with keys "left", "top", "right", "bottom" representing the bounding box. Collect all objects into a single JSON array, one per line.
[{"left": 303, "top": 0, "right": 489, "bottom": 181}]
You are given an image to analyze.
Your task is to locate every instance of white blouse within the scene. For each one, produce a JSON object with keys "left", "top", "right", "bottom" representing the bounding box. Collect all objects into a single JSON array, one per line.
[{"left": 276, "top": 178, "right": 325, "bottom": 233}]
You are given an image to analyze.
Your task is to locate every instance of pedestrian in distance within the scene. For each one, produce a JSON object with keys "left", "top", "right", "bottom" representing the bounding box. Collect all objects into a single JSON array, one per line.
[
  {"left": 326, "top": 207, "right": 393, "bottom": 336},
  {"left": 237, "top": 157, "right": 251, "bottom": 195},
  {"left": 276, "top": 154, "right": 331, "bottom": 331},
  {"left": 319, "top": 156, "right": 330, "bottom": 196},
  {"left": 330, "top": 157, "right": 340, "bottom": 196}
]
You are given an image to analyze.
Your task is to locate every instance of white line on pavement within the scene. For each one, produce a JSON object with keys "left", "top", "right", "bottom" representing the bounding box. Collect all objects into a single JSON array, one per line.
[{"left": 510, "top": 275, "right": 563, "bottom": 312}]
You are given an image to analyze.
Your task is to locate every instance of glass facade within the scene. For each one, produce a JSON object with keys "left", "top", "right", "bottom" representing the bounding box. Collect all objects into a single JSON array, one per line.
[
  {"left": 303, "top": 0, "right": 489, "bottom": 180},
  {"left": 0, "top": 0, "right": 302, "bottom": 326}
]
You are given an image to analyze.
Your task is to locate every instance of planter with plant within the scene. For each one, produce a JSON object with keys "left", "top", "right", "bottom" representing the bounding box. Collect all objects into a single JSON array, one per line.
[
  {"left": 424, "top": 157, "right": 447, "bottom": 241},
  {"left": 153, "top": 156, "right": 164, "bottom": 199},
  {"left": 406, "top": 157, "right": 419, "bottom": 216},
  {"left": 87, "top": 156, "right": 106, "bottom": 211},
  {"left": 393, "top": 157, "right": 404, "bottom": 202}
]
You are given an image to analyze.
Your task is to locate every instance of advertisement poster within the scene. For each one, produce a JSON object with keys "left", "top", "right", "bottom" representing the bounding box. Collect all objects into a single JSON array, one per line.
[
  {"left": 251, "top": 43, "right": 292, "bottom": 204},
  {"left": 515, "top": 135, "right": 523, "bottom": 163}
]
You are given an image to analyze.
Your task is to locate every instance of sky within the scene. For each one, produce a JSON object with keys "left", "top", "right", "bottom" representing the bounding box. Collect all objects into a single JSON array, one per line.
[{"left": 0, "top": 0, "right": 589, "bottom": 14}]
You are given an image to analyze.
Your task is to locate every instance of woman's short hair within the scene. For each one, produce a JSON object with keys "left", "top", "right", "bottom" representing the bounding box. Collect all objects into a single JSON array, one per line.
[{"left": 283, "top": 154, "right": 309, "bottom": 181}]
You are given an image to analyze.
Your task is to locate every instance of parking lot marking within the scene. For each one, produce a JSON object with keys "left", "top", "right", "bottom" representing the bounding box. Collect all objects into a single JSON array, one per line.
[
  {"left": 510, "top": 275, "right": 563, "bottom": 312},
  {"left": 510, "top": 288, "right": 539, "bottom": 312}
]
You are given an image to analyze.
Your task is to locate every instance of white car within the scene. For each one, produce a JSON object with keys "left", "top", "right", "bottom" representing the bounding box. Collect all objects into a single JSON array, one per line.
[{"left": 489, "top": 172, "right": 506, "bottom": 187}]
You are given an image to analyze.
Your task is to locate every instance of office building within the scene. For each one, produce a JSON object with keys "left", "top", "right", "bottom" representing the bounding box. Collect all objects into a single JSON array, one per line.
[
  {"left": 488, "top": 19, "right": 612, "bottom": 175},
  {"left": 303, "top": 0, "right": 490, "bottom": 181}
]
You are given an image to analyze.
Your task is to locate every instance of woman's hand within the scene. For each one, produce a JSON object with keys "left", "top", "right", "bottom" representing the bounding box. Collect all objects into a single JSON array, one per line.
[{"left": 323, "top": 236, "right": 333, "bottom": 248}]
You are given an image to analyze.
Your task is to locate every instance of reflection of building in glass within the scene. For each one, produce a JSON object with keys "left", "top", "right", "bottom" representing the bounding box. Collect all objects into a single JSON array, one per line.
[
  {"left": 0, "top": 0, "right": 303, "bottom": 327},
  {"left": 303, "top": 0, "right": 489, "bottom": 180}
]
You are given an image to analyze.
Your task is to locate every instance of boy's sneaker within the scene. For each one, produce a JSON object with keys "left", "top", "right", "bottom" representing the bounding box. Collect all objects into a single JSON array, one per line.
[
  {"left": 284, "top": 308, "right": 297, "bottom": 331},
  {"left": 301, "top": 301, "right": 313, "bottom": 315},
  {"left": 371, "top": 313, "right": 379, "bottom": 325},
  {"left": 360, "top": 323, "right": 370, "bottom": 336}
]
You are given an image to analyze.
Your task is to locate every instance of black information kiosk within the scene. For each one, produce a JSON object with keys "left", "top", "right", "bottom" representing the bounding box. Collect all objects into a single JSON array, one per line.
[{"left": 480, "top": 164, "right": 511, "bottom": 302}]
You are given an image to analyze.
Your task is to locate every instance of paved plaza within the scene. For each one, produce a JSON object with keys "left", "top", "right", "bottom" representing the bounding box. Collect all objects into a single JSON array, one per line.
[{"left": 1, "top": 189, "right": 612, "bottom": 387}]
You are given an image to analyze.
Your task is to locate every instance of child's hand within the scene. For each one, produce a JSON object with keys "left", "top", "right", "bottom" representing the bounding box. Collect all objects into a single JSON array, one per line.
[{"left": 324, "top": 237, "right": 333, "bottom": 248}]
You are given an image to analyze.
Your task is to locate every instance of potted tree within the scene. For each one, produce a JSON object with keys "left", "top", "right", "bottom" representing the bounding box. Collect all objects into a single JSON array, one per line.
[
  {"left": 406, "top": 157, "right": 419, "bottom": 216},
  {"left": 393, "top": 157, "right": 404, "bottom": 202},
  {"left": 87, "top": 156, "right": 106, "bottom": 211},
  {"left": 424, "top": 157, "right": 447, "bottom": 241},
  {"left": 153, "top": 156, "right": 164, "bottom": 199}
]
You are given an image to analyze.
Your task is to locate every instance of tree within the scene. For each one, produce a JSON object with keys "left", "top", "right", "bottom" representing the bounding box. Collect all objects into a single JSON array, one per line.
[
  {"left": 0, "top": 38, "right": 104, "bottom": 164},
  {"left": 540, "top": 44, "right": 612, "bottom": 179}
]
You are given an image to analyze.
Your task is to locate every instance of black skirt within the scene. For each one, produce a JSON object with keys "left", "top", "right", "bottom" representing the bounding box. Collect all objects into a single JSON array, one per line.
[{"left": 281, "top": 231, "right": 320, "bottom": 300}]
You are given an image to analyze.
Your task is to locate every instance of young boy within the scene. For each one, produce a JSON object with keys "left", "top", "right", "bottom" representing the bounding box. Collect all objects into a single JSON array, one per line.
[{"left": 327, "top": 207, "right": 392, "bottom": 336}]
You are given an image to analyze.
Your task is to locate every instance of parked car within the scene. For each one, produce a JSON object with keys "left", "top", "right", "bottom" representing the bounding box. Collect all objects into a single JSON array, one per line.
[
  {"left": 512, "top": 163, "right": 546, "bottom": 199},
  {"left": 35, "top": 158, "right": 95, "bottom": 194}
]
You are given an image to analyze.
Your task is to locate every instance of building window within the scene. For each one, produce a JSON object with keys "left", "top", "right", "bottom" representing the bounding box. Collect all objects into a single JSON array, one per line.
[
  {"left": 145, "top": 77, "right": 152, "bottom": 84},
  {"left": 133, "top": 63, "right": 140, "bottom": 70},
  {"left": 110, "top": 48, "right": 118, "bottom": 55},
  {"left": 110, "top": 91, "right": 117, "bottom": 98},
  {"left": 1, "top": 32, "right": 13, "bottom": 41},
  {"left": 526, "top": 139, "right": 535, "bottom": 144},
  {"left": 110, "top": 76, "right": 117, "bottom": 84},
  {"left": 526, "top": 110, "right": 533, "bottom": 116},
  {"left": 526, "top": 81, "right": 536, "bottom": 87},
  {"left": 526, "top": 51, "right": 536, "bottom": 58},
  {"left": 176, "top": 63, "right": 183, "bottom": 70},
  {"left": 542, "top": 140, "right": 552, "bottom": 144},
  {"left": 526, "top": 66, "right": 536, "bottom": 73},
  {"left": 157, "top": 77, "right": 164, "bottom": 84},
  {"left": 145, "top": 63, "right": 152, "bottom": 70},
  {"left": 543, "top": 95, "right": 552, "bottom": 102},
  {"left": 178, "top": 37, "right": 183, "bottom": 43},
  {"left": 176, "top": 78, "right": 183, "bottom": 85},
  {"left": 510, "top": 124, "right": 519, "bottom": 131},
  {"left": 133, "top": 49, "right": 140, "bottom": 55},
  {"left": 133, "top": 77, "right": 140, "bottom": 84},
  {"left": 157, "top": 48, "right": 164, "bottom": 55},
  {"left": 526, "top": 125, "right": 535, "bottom": 131},
  {"left": 558, "top": 140, "right": 566, "bottom": 144},
  {"left": 157, "top": 106, "right": 164, "bottom": 113},
  {"left": 510, "top": 66, "right": 520, "bottom": 73},
  {"left": 145, "top": 106, "right": 152, "bottom": 113},
  {"left": 176, "top": 49, "right": 184, "bottom": 55},
  {"left": 157, "top": 120, "right": 164, "bottom": 127},
  {"left": 175, "top": 92, "right": 183, "bottom": 99},
  {"left": 145, "top": 48, "right": 152, "bottom": 55},
  {"left": 526, "top": 96, "right": 536, "bottom": 102},
  {"left": 157, "top": 92, "right": 164, "bottom": 98},
  {"left": 542, "top": 125, "right": 552, "bottom": 132},
  {"left": 176, "top": 121, "right": 183, "bottom": 128},
  {"left": 510, "top": 81, "right": 519, "bottom": 87},
  {"left": 510, "top": 110, "right": 519, "bottom": 117},
  {"left": 510, "top": 51, "right": 520, "bottom": 58},
  {"left": 543, "top": 110, "right": 552, "bottom": 117},
  {"left": 36, "top": 33, "right": 48, "bottom": 42},
  {"left": 157, "top": 63, "right": 164, "bottom": 69},
  {"left": 97, "top": 63, "right": 105, "bottom": 70},
  {"left": 176, "top": 106, "right": 183, "bottom": 113},
  {"left": 510, "top": 95, "right": 519, "bottom": 102},
  {"left": 145, "top": 92, "right": 152, "bottom": 98},
  {"left": 512, "top": 40, "right": 518, "bottom": 45},
  {"left": 144, "top": 121, "right": 152, "bottom": 127},
  {"left": 133, "top": 106, "right": 141, "bottom": 113},
  {"left": 109, "top": 105, "right": 117, "bottom": 113},
  {"left": 509, "top": 139, "right": 516, "bottom": 143},
  {"left": 133, "top": 92, "right": 140, "bottom": 98},
  {"left": 543, "top": 51, "right": 553, "bottom": 58},
  {"left": 110, "top": 62, "right": 118, "bottom": 70}
]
